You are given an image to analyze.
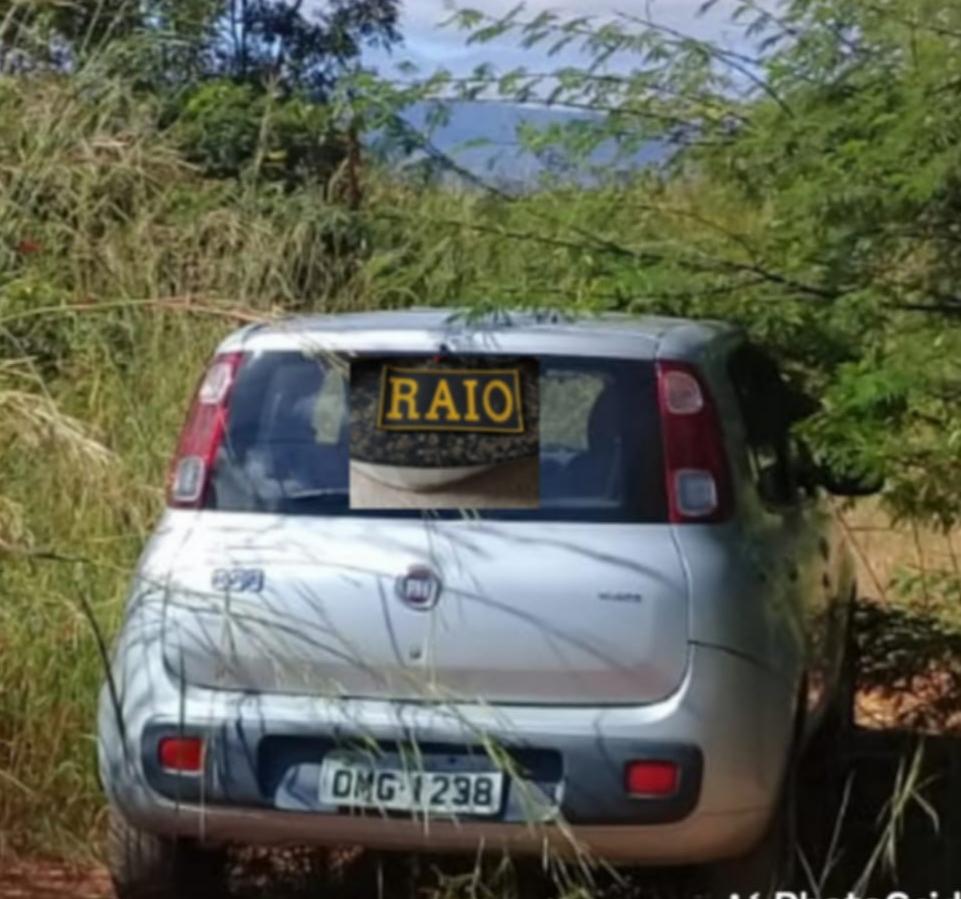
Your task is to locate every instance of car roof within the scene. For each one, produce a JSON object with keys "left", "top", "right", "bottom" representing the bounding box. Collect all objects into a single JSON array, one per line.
[{"left": 219, "top": 309, "right": 742, "bottom": 361}]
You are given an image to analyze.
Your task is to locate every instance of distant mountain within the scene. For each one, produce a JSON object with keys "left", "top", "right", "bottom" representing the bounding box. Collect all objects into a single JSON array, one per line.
[{"left": 391, "top": 100, "right": 670, "bottom": 189}]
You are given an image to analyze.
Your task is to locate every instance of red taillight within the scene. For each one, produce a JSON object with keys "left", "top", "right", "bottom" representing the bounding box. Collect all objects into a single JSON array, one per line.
[
  {"left": 158, "top": 736, "right": 205, "bottom": 774},
  {"left": 167, "top": 352, "right": 246, "bottom": 508},
  {"left": 625, "top": 760, "right": 679, "bottom": 797},
  {"left": 656, "top": 360, "right": 732, "bottom": 523}
]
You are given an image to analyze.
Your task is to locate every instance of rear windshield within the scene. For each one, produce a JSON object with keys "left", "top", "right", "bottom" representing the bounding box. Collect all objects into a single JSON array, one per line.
[{"left": 208, "top": 352, "right": 667, "bottom": 522}]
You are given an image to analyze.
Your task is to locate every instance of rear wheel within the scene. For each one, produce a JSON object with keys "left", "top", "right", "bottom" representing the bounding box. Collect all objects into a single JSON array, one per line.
[{"left": 107, "top": 808, "right": 228, "bottom": 899}]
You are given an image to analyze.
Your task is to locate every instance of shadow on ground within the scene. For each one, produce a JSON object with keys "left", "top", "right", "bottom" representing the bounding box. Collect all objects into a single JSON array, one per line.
[{"left": 792, "top": 596, "right": 961, "bottom": 894}]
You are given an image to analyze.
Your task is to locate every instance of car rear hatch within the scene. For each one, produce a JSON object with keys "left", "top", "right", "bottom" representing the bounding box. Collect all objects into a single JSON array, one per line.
[{"left": 157, "top": 348, "right": 696, "bottom": 705}]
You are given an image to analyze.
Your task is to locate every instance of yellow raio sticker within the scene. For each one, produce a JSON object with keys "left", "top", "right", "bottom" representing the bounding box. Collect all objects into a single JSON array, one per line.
[{"left": 376, "top": 366, "right": 525, "bottom": 434}]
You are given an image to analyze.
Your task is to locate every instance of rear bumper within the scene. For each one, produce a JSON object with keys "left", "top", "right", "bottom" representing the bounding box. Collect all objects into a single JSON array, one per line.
[
  {"left": 139, "top": 722, "right": 702, "bottom": 826},
  {"left": 98, "top": 623, "right": 798, "bottom": 864},
  {"left": 107, "top": 801, "right": 772, "bottom": 864}
]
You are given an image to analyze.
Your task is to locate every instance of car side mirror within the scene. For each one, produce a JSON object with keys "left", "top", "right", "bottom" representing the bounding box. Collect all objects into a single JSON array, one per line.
[
  {"left": 816, "top": 464, "right": 884, "bottom": 497},
  {"left": 791, "top": 436, "right": 883, "bottom": 498}
]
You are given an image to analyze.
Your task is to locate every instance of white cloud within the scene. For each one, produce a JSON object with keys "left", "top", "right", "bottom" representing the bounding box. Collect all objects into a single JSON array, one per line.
[
  {"left": 366, "top": 0, "right": 750, "bottom": 76},
  {"left": 397, "top": 0, "right": 739, "bottom": 40}
]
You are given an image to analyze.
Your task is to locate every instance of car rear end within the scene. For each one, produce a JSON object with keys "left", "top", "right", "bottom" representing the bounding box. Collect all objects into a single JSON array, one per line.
[{"left": 98, "top": 314, "right": 799, "bottom": 866}]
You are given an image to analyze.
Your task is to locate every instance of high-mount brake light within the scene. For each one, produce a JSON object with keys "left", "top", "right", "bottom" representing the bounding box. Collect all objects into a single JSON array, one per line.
[
  {"left": 167, "top": 352, "right": 246, "bottom": 509},
  {"left": 656, "top": 360, "right": 733, "bottom": 523}
]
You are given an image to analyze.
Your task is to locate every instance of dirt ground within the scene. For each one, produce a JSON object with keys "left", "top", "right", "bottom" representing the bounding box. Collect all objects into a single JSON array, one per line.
[{"left": 0, "top": 860, "right": 110, "bottom": 899}]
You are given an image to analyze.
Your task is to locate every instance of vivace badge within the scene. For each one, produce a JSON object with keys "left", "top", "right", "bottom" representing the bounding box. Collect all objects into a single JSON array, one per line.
[{"left": 376, "top": 366, "right": 525, "bottom": 435}]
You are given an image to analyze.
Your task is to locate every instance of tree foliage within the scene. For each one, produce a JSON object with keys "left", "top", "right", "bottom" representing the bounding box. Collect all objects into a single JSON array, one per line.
[
  {"left": 0, "top": 0, "right": 400, "bottom": 182},
  {"left": 2, "top": 0, "right": 958, "bottom": 528},
  {"left": 220, "top": 0, "right": 400, "bottom": 92},
  {"left": 0, "top": 0, "right": 400, "bottom": 89},
  {"left": 420, "top": 0, "right": 961, "bottom": 529},
  {"left": 173, "top": 79, "right": 347, "bottom": 183}
]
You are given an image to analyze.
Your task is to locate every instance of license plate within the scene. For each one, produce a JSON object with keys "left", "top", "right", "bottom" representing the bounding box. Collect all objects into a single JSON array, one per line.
[{"left": 319, "top": 756, "right": 504, "bottom": 817}]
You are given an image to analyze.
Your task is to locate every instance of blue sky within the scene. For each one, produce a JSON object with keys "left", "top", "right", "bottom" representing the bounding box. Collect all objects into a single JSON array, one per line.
[{"left": 364, "top": 0, "right": 752, "bottom": 78}]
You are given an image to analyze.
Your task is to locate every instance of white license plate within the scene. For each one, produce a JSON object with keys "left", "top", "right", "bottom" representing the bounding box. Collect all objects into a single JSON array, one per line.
[{"left": 319, "top": 756, "right": 504, "bottom": 817}]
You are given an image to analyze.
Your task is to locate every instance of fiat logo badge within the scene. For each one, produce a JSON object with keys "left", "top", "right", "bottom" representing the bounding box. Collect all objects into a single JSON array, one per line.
[{"left": 396, "top": 564, "right": 441, "bottom": 610}]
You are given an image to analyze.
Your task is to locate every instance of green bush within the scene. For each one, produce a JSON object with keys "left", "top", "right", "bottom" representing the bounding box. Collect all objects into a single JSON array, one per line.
[{"left": 173, "top": 80, "right": 346, "bottom": 185}]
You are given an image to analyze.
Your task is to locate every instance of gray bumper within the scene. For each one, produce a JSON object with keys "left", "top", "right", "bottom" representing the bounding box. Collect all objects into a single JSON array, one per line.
[
  {"left": 98, "top": 635, "right": 797, "bottom": 864},
  {"left": 139, "top": 718, "right": 702, "bottom": 823}
]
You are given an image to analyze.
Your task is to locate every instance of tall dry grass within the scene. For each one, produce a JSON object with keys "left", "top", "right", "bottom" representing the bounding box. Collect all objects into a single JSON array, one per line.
[
  {"left": 0, "top": 58, "right": 329, "bottom": 853},
  {"left": 0, "top": 49, "right": 500, "bottom": 856}
]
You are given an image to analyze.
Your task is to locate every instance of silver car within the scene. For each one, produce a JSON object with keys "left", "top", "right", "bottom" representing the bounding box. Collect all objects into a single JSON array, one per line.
[{"left": 98, "top": 311, "right": 869, "bottom": 898}]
